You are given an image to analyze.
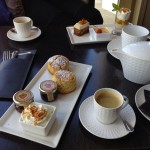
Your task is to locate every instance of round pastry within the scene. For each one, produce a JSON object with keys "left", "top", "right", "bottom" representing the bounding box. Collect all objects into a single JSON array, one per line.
[
  {"left": 48, "top": 55, "right": 69, "bottom": 75},
  {"left": 52, "top": 70, "right": 76, "bottom": 94}
]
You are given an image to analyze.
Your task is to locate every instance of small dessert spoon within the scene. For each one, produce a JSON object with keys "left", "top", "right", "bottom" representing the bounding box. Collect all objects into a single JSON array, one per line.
[{"left": 120, "top": 114, "right": 134, "bottom": 132}]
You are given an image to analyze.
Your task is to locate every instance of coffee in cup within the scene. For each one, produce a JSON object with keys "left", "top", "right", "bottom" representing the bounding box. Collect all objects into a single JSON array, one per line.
[
  {"left": 13, "top": 16, "right": 33, "bottom": 38},
  {"left": 93, "top": 88, "right": 129, "bottom": 124}
]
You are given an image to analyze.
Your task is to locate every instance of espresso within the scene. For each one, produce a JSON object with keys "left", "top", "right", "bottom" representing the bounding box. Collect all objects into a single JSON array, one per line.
[
  {"left": 15, "top": 20, "right": 27, "bottom": 23},
  {"left": 96, "top": 92, "right": 122, "bottom": 108}
]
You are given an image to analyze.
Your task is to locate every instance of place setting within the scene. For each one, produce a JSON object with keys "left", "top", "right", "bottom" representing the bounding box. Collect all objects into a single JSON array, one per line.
[
  {"left": 7, "top": 16, "right": 41, "bottom": 42},
  {"left": 79, "top": 88, "right": 136, "bottom": 139}
]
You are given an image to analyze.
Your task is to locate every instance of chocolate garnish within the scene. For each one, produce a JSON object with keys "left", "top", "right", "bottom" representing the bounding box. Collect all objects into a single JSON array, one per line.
[
  {"left": 144, "top": 89, "right": 150, "bottom": 103},
  {"left": 139, "top": 102, "right": 150, "bottom": 117}
]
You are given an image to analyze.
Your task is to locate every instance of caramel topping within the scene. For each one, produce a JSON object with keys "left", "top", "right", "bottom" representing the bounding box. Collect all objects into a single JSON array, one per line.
[
  {"left": 120, "top": 8, "right": 130, "bottom": 13},
  {"left": 22, "top": 104, "right": 48, "bottom": 126},
  {"left": 78, "top": 19, "right": 87, "bottom": 25}
]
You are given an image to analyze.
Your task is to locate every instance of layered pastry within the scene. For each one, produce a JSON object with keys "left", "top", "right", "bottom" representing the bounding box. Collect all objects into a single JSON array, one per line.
[
  {"left": 74, "top": 19, "right": 90, "bottom": 36},
  {"left": 20, "top": 103, "right": 53, "bottom": 127},
  {"left": 52, "top": 70, "right": 76, "bottom": 94},
  {"left": 48, "top": 55, "right": 70, "bottom": 75},
  {"left": 115, "top": 8, "right": 131, "bottom": 30}
]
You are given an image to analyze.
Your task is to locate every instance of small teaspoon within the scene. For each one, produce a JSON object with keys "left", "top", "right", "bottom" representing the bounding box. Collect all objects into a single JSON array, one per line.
[{"left": 120, "top": 114, "right": 134, "bottom": 132}]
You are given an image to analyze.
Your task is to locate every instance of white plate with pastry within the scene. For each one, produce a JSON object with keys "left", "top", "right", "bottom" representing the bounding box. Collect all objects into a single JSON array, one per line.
[
  {"left": 0, "top": 59, "right": 92, "bottom": 148},
  {"left": 66, "top": 24, "right": 118, "bottom": 45}
]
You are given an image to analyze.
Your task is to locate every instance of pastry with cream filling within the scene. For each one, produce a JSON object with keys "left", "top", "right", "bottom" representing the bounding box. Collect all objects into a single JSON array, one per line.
[
  {"left": 48, "top": 55, "right": 69, "bottom": 75},
  {"left": 52, "top": 70, "right": 76, "bottom": 94},
  {"left": 74, "top": 19, "right": 90, "bottom": 36}
]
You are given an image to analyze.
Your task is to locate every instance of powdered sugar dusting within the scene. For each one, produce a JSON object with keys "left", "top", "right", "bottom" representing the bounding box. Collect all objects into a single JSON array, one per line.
[
  {"left": 56, "top": 70, "right": 76, "bottom": 81},
  {"left": 48, "top": 55, "right": 69, "bottom": 70}
]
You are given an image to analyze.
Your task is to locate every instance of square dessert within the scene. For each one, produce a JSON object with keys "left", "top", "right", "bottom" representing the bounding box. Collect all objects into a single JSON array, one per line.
[
  {"left": 92, "top": 27, "right": 112, "bottom": 40},
  {"left": 74, "top": 19, "right": 90, "bottom": 36},
  {"left": 19, "top": 102, "right": 56, "bottom": 136}
]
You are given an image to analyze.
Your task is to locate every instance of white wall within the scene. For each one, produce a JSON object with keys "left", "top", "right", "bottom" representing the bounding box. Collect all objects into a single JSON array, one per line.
[
  {"left": 95, "top": 0, "right": 102, "bottom": 3},
  {"left": 102, "top": 0, "right": 118, "bottom": 14}
]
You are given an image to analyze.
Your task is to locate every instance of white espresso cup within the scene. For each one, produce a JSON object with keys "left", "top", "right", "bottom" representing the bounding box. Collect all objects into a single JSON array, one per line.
[
  {"left": 13, "top": 16, "right": 33, "bottom": 38},
  {"left": 93, "top": 88, "right": 129, "bottom": 124},
  {"left": 121, "top": 25, "right": 149, "bottom": 48}
]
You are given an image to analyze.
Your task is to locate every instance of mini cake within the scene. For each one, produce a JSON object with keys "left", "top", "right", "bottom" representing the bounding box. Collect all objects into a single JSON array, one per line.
[
  {"left": 52, "top": 70, "right": 76, "bottom": 94},
  {"left": 92, "top": 27, "right": 112, "bottom": 39},
  {"left": 48, "top": 55, "right": 70, "bottom": 75},
  {"left": 74, "top": 19, "right": 90, "bottom": 36},
  {"left": 19, "top": 102, "right": 56, "bottom": 136},
  {"left": 20, "top": 103, "right": 53, "bottom": 126},
  {"left": 93, "top": 27, "right": 110, "bottom": 34},
  {"left": 39, "top": 80, "right": 57, "bottom": 102}
]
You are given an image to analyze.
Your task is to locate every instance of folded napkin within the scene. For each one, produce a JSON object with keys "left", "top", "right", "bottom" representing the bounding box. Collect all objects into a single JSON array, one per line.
[{"left": 0, "top": 50, "right": 36, "bottom": 99}]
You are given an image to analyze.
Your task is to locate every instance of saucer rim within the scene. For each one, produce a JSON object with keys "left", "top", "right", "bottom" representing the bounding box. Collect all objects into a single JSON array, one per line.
[
  {"left": 7, "top": 26, "right": 41, "bottom": 42},
  {"left": 79, "top": 96, "right": 136, "bottom": 139},
  {"left": 107, "top": 36, "right": 121, "bottom": 59},
  {"left": 135, "top": 84, "right": 150, "bottom": 121}
]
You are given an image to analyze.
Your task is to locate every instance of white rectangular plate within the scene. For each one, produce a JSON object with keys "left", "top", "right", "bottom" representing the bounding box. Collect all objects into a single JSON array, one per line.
[
  {"left": 66, "top": 24, "right": 117, "bottom": 45},
  {"left": 0, "top": 61, "right": 92, "bottom": 148}
]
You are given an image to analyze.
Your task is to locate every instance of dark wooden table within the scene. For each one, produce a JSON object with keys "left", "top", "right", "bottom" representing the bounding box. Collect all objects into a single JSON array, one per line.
[{"left": 0, "top": 26, "right": 150, "bottom": 150}]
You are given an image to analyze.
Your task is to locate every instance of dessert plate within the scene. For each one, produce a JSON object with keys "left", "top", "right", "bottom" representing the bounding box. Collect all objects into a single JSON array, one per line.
[
  {"left": 135, "top": 84, "right": 150, "bottom": 121},
  {"left": 7, "top": 26, "right": 41, "bottom": 42},
  {"left": 107, "top": 36, "right": 121, "bottom": 59},
  {"left": 0, "top": 61, "right": 92, "bottom": 148},
  {"left": 66, "top": 24, "right": 118, "bottom": 45},
  {"left": 79, "top": 96, "right": 136, "bottom": 139}
]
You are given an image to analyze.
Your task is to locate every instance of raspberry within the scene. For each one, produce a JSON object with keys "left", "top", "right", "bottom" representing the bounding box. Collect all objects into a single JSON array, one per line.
[{"left": 96, "top": 29, "right": 102, "bottom": 33}]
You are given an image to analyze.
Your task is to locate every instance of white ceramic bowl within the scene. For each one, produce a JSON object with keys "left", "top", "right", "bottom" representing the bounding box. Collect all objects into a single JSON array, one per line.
[
  {"left": 111, "top": 41, "right": 150, "bottom": 84},
  {"left": 92, "top": 27, "right": 112, "bottom": 40},
  {"left": 121, "top": 25, "right": 149, "bottom": 48},
  {"left": 19, "top": 102, "right": 56, "bottom": 136}
]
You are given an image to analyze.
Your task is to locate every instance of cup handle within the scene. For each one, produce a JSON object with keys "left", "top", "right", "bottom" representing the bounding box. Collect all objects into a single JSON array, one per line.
[
  {"left": 31, "top": 19, "right": 33, "bottom": 27},
  {"left": 121, "top": 95, "right": 129, "bottom": 110},
  {"left": 147, "top": 36, "right": 150, "bottom": 41}
]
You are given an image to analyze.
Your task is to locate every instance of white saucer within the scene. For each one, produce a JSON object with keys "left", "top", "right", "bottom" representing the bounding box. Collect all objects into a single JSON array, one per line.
[
  {"left": 7, "top": 26, "right": 41, "bottom": 42},
  {"left": 79, "top": 96, "right": 136, "bottom": 139},
  {"left": 107, "top": 36, "right": 121, "bottom": 59},
  {"left": 135, "top": 84, "right": 150, "bottom": 121}
]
